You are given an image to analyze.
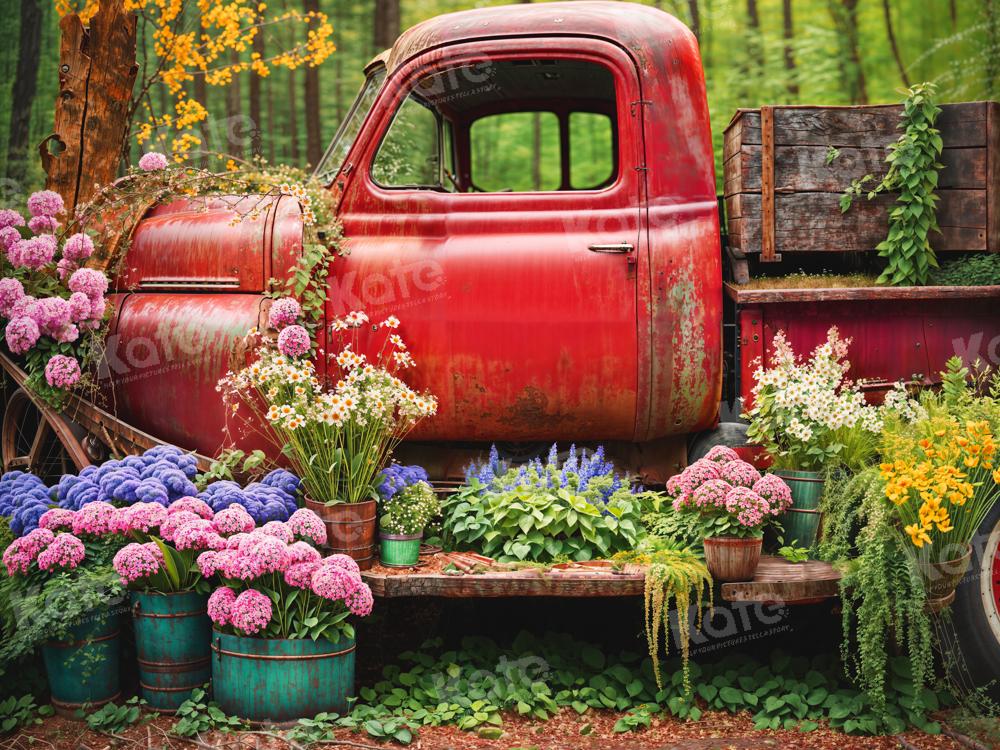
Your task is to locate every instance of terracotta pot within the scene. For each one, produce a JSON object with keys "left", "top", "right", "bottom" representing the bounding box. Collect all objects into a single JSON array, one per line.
[
  {"left": 305, "top": 498, "right": 377, "bottom": 571},
  {"left": 703, "top": 536, "right": 762, "bottom": 582},
  {"left": 918, "top": 544, "right": 972, "bottom": 602}
]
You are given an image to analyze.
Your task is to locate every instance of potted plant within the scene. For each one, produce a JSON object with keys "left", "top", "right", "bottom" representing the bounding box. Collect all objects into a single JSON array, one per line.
[
  {"left": 743, "top": 326, "right": 923, "bottom": 546},
  {"left": 219, "top": 301, "right": 437, "bottom": 570},
  {"left": 2, "top": 499, "right": 126, "bottom": 716},
  {"left": 377, "top": 468, "right": 439, "bottom": 567},
  {"left": 202, "top": 518, "right": 373, "bottom": 722},
  {"left": 670, "top": 446, "right": 793, "bottom": 581}
]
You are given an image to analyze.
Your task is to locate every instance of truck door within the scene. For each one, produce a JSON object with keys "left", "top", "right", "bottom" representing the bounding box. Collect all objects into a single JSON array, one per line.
[{"left": 335, "top": 40, "right": 645, "bottom": 442}]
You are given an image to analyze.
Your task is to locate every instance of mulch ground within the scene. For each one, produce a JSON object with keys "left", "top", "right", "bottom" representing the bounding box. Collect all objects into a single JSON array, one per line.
[{"left": 2, "top": 708, "right": 993, "bottom": 750}]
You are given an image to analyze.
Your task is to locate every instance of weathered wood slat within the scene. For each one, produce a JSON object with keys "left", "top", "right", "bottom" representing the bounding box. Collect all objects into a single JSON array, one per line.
[
  {"left": 724, "top": 281, "right": 1000, "bottom": 304},
  {"left": 727, "top": 190, "right": 987, "bottom": 253},
  {"left": 720, "top": 557, "right": 841, "bottom": 603},
  {"left": 989, "top": 103, "right": 1000, "bottom": 253}
]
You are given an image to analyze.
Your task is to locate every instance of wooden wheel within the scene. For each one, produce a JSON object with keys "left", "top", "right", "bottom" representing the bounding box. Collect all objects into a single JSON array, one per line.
[{"left": 1, "top": 388, "right": 86, "bottom": 481}]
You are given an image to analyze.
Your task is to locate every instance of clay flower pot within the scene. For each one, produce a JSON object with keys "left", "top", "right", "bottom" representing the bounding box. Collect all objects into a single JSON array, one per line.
[{"left": 703, "top": 536, "right": 762, "bottom": 582}]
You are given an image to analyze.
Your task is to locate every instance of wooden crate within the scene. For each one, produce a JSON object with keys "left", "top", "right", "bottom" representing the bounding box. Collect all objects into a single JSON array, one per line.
[{"left": 723, "top": 102, "right": 1000, "bottom": 261}]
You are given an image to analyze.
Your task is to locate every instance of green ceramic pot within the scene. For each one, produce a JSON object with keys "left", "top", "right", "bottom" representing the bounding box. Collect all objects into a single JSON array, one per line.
[
  {"left": 774, "top": 469, "right": 824, "bottom": 547},
  {"left": 379, "top": 532, "right": 422, "bottom": 567}
]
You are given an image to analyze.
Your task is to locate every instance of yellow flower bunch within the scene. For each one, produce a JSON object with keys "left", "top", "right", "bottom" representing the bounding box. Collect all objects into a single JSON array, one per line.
[{"left": 881, "top": 418, "right": 999, "bottom": 558}]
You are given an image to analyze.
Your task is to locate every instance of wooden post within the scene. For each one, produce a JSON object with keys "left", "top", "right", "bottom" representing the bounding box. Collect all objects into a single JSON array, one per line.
[
  {"left": 40, "top": 0, "right": 137, "bottom": 216},
  {"left": 989, "top": 101, "right": 999, "bottom": 253},
  {"left": 759, "top": 104, "right": 781, "bottom": 262}
]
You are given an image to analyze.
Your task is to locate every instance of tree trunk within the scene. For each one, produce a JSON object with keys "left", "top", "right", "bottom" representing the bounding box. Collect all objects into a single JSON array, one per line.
[
  {"left": 782, "top": 0, "right": 799, "bottom": 99},
  {"left": 303, "top": 0, "right": 322, "bottom": 168},
  {"left": 249, "top": 25, "right": 265, "bottom": 160},
  {"left": 289, "top": 67, "right": 299, "bottom": 164},
  {"left": 7, "top": 0, "right": 42, "bottom": 182},
  {"left": 193, "top": 72, "right": 209, "bottom": 168},
  {"left": 226, "top": 49, "right": 242, "bottom": 158},
  {"left": 743, "top": 0, "right": 763, "bottom": 100},
  {"left": 687, "top": 0, "right": 700, "bottom": 42},
  {"left": 985, "top": 0, "right": 999, "bottom": 98},
  {"left": 829, "top": 0, "right": 868, "bottom": 104},
  {"left": 373, "top": 0, "right": 400, "bottom": 51},
  {"left": 882, "top": 0, "right": 910, "bottom": 87},
  {"left": 43, "top": 1, "right": 137, "bottom": 215}
]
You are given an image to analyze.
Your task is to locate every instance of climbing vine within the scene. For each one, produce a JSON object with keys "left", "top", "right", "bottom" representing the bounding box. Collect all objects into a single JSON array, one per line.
[{"left": 841, "top": 83, "right": 944, "bottom": 286}]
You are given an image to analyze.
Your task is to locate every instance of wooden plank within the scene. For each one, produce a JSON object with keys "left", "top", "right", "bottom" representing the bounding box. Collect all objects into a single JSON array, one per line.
[
  {"left": 760, "top": 106, "right": 778, "bottom": 262},
  {"left": 720, "top": 556, "right": 840, "bottom": 603},
  {"left": 728, "top": 190, "right": 987, "bottom": 253},
  {"left": 989, "top": 102, "right": 1000, "bottom": 252},
  {"left": 726, "top": 144, "right": 986, "bottom": 195},
  {"left": 724, "top": 281, "right": 1000, "bottom": 305}
]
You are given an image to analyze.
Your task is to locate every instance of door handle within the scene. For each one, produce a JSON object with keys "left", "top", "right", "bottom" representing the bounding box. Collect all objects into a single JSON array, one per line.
[{"left": 588, "top": 242, "right": 634, "bottom": 254}]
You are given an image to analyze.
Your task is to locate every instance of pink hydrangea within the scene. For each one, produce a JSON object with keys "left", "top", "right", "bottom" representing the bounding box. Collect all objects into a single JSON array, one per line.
[
  {"left": 30, "top": 297, "right": 72, "bottom": 337},
  {"left": 113, "top": 543, "right": 161, "bottom": 584},
  {"left": 62, "top": 233, "right": 95, "bottom": 262},
  {"left": 704, "top": 445, "right": 740, "bottom": 464},
  {"left": 753, "top": 474, "right": 793, "bottom": 515},
  {"left": 219, "top": 550, "right": 266, "bottom": 581},
  {"left": 268, "top": 298, "right": 301, "bottom": 329},
  {"left": 231, "top": 589, "right": 272, "bottom": 634},
  {"left": 311, "top": 565, "right": 361, "bottom": 601},
  {"left": 719, "top": 460, "right": 762, "bottom": 489},
  {"left": 28, "top": 215, "right": 59, "bottom": 234},
  {"left": 243, "top": 535, "right": 290, "bottom": 573},
  {"left": 5, "top": 317, "right": 39, "bottom": 354},
  {"left": 284, "top": 560, "right": 320, "bottom": 589},
  {"left": 277, "top": 324, "right": 310, "bottom": 358},
  {"left": 168, "top": 497, "right": 214, "bottom": 520},
  {"left": 322, "top": 554, "right": 360, "bottom": 574},
  {"left": 87, "top": 296, "right": 107, "bottom": 321},
  {"left": 39, "top": 508, "right": 76, "bottom": 532},
  {"left": 44, "top": 355, "right": 81, "bottom": 389},
  {"left": 37, "top": 533, "right": 86, "bottom": 571},
  {"left": 260, "top": 521, "right": 294, "bottom": 543},
  {"left": 27, "top": 190, "right": 64, "bottom": 218},
  {"left": 0, "top": 209, "right": 25, "bottom": 229},
  {"left": 345, "top": 584, "right": 374, "bottom": 617},
  {"left": 138, "top": 152, "right": 169, "bottom": 171},
  {"left": 287, "top": 508, "right": 327, "bottom": 545},
  {"left": 160, "top": 510, "right": 201, "bottom": 542},
  {"left": 3, "top": 529, "right": 55, "bottom": 575},
  {"left": 68, "top": 292, "right": 91, "bottom": 323},
  {"left": 0, "top": 277, "right": 25, "bottom": 316},
  {"left": 11, "top": 235, "right": 57, "bottom": 270},
  {"left": 287, "top": 540, "right": 321, "bottom": 564},
  {"left": 212, "top": 504, "right": 255, "bottom": 535},
  {"left": 0, "top": 227, "right": 20, "bottom": 252},
  {"left": 225, "top": 532, "right": 251, "bottom": 550},
  {"left": 196, "top": 550, "right": 221, "bottom": 577},
  {"left": 207, "top": 586, "right": 237, "bottom": 626},
  {"left": 72, "top": 501, "right": 118, "bottom": 536},
  {"left": 8, "top": 294, "right": 34, "bottom": 319},
  {"left": 145, "top": 541, "right": 165, "bottom": 566},
  {"left": 680, "top": 478, "right": 732, "bottom": 513},
  {"left": 56, "top": 258, "right": 76, "bottom": 281},
  {"left": 723, "top": 487, "right": 769, "bottom": 528},
  {"left": 174, "top": 519, "right": 227, "bottom": 551},
  {"left": 67, "top": 268, "right": 109, "bottom": 299},
  {"left": 122, "top": 502, "right": 168, "bottom": 533},
  {"left": 53, "top": 324, "right": 78, "bottom": 344}
]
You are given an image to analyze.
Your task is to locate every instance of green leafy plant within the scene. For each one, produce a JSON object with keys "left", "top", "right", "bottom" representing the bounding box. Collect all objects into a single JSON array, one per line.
[
  {"left": 379, "top": 480, "right": 439, "bottom": 536},
  {"left": 171, "top": 688, "right": 245, "bottom": 737},
  {"left": 841, "top": 83, "right": 944, "bottom": 286},
  {"left": 286, "top": 713, "right": 338, "bottom": 744},
  {"left": 928, "top": 253, "right": 1000, "bottom": 287},
  {"left": 641, "top": 507, "right": 708, "bottom": 555},
  {"left": 612, "top": 705, "right": 654, "bottom": 733},
  {"left": 81, "top": 697, "right": 151, "bottom": 734},
  {"left": 195, "top": 449, "right": 267, "bottom": 491},
  {"left": 0, "top": 694, "right": 52, "bottom": 734},
  {"left": 777, "top": 545, "right": 810, "bottom": 563}
]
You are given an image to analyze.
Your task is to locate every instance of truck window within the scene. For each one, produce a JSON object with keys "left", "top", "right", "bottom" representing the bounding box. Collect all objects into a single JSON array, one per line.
[
  {"left": 369, "top": 58, "right": 618, "bottom": 193},
  {"left": 315, "top": 68, "right": 385, "bottom": 182}
]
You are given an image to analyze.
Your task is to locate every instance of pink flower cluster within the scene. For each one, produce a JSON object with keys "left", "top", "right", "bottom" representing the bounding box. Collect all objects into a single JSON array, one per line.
[
  {"left": 669, "top": 450, "right": 792, "bottom": 531},
  {"left": 44, "top": 355, "right": 81, "bottom": 388},
  {"left": 113, "top": 542, "right": 164, "bottom": 584},
  {"left": 268, "top": 298, "right": 301, "bottom": 329},
  {"left": 36, "top": 534, "right": 86, "bottom": 571},
  {"left": 208, "top": 587, "right": 273, "bottom": 635},
  {"left": 287, "top": 507, "right": 327, "bottom": 545},
  {"left": 3, "top": 528, "right": 55, "bottom": 574},
  {"left": 138, "top": 152, "right": 170, "bottom": 172},
  {"left": 72, "top": 501, "right": 119, "bottom": 536},
  {"left": 9, "top": 235, "right": 57, "bottom": 270},
  {"left": 277, "top": 324, "right": 310, "bottom": 358}
]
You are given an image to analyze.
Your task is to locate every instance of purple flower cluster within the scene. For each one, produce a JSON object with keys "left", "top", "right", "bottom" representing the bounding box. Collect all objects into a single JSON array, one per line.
[
  {"left": 0, "top": 471, "right": 53, "bottom": 535},
  {"left": 26, "top": 191, "right": 64, "bottom": 220},
  {"left": 9, "top": 235, "right": 57, "bottom": 270},
  {"left": 196, "top": 469, "right": 300, "bottom": 525},
  {"left": 377, "top": 464, "right": 429, "bottom": 501}
]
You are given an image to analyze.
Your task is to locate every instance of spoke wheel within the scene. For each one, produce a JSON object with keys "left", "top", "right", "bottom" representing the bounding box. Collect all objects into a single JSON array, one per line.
[{"left": 1, "top": 388, "right": 74, "bottom": 482}]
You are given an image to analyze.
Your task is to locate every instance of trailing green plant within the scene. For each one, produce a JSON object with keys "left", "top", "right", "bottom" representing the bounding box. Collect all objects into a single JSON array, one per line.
[
  {"left": 441, "top": 445, "right": 647, "bottom": 562},
  {"left": 170, "top": 688, "right": 245, "bottom": 737},
  {"left": 841, "top": 83, "right": 944, "bottom": 286},
  {"left": 0, "top": 694, "right": 52, "bottom": 734},
  {"left": 194, "top": 449, "right": 267, "bottom": 491},
  {"left": 819, "top": 467, "right": 934, "bottom": 717},
  {"left": 80, "top": 697, "right": 152, "bottom": 734},
  {"left": 928, "top": 253, "right": 1000, "bottom": 287}
]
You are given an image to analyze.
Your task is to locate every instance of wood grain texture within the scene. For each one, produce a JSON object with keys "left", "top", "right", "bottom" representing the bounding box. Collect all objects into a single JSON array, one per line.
[
  {"left": 760, "top": 105, "right": 778, "bottom": 262},
  {"left": 989, "top": 102, "right": 1000, "bottom": 252},
  {"left": 724, "top": 281, "right": 1000, "bottom": 304},
  {"left": 720, "top": 556, "right": 841, "bottom": 603}
]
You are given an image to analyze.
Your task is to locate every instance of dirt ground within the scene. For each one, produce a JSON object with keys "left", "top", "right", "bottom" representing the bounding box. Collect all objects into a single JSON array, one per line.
[{"left": 2, "top": 708, "right": 995, "bottom": 750}]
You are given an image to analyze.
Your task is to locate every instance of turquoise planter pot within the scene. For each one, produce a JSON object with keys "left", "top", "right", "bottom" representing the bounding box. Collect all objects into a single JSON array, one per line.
[
  {"left": 211, "top": 631, "right": 356, "bottom": 723},
  {"left": 41, "top": 609, "right": 121, "bottom": 716},
  {"left": 132, "top": 591, "right": 211, "bottom": 711},
  {"left": 774, "top": 469, "right": 825, "bottom": 547}
]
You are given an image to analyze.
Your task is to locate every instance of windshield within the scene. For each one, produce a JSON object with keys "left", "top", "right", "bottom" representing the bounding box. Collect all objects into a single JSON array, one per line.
[{"left": 314, "top": 68, "right": 386, "bottom": 183}]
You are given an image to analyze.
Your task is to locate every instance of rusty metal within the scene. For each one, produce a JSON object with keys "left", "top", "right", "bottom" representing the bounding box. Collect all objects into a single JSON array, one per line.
[{"left": 211, "top": 643, "right": 357, "bottom": 661}]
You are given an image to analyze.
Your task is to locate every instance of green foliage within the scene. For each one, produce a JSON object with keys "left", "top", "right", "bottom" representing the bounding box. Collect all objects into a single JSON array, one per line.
[
  {"left": 841, "top": 83, "right": 944, "bottom": 286},
  {"left": 928, "top": 253, "right": 1000, "bottom": 287},
  {"left": 641, "top": 508, "right": 707, "bottom": 555},
  {"left": 379, "top": 481, "right": 439, "bottom": 536},
  {"left": 819, "top": 467, "right": 934, "bottom": 716},
  {"left": 81, "top": 697, "right": 151, "bottom": 734},
  {"left": 286, "top": 713, "right": 338, "bottom": 745},
  {"left": 0, "top": 694, "right": 52, "bottom": 734},
  {"left": 777, "top": 545, "right": 810, "bottom": 563},
  {"left": 195, "top": 449, "right": 267, "bottom": 491},
  {"left": 170, "top": 688, "right": 245, "bottom": 737},
  {"left": 441, "top": 482, "right": 645, "bottom": 563}
]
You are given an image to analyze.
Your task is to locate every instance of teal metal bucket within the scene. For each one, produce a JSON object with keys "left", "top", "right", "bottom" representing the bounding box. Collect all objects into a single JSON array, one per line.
[
  {"left": 774, "top": 469, "right": 824, "bottom": 547},
  {"left": 132, "top": 590, "right": 211, "bottom": 711},
  {"left": 41, "top": 609, "right": 121, "bottom": 716},
  {"left": 379, "top": 532, "right": 422, "bottom": 567},
  {"left": 211, "top": 631, "right": 356, "bottom": 722}
]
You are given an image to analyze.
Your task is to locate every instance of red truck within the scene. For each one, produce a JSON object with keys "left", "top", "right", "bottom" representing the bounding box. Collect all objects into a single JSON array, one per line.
[{"left": 2, "top": 0, "right": 999, "bottom": 694}]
